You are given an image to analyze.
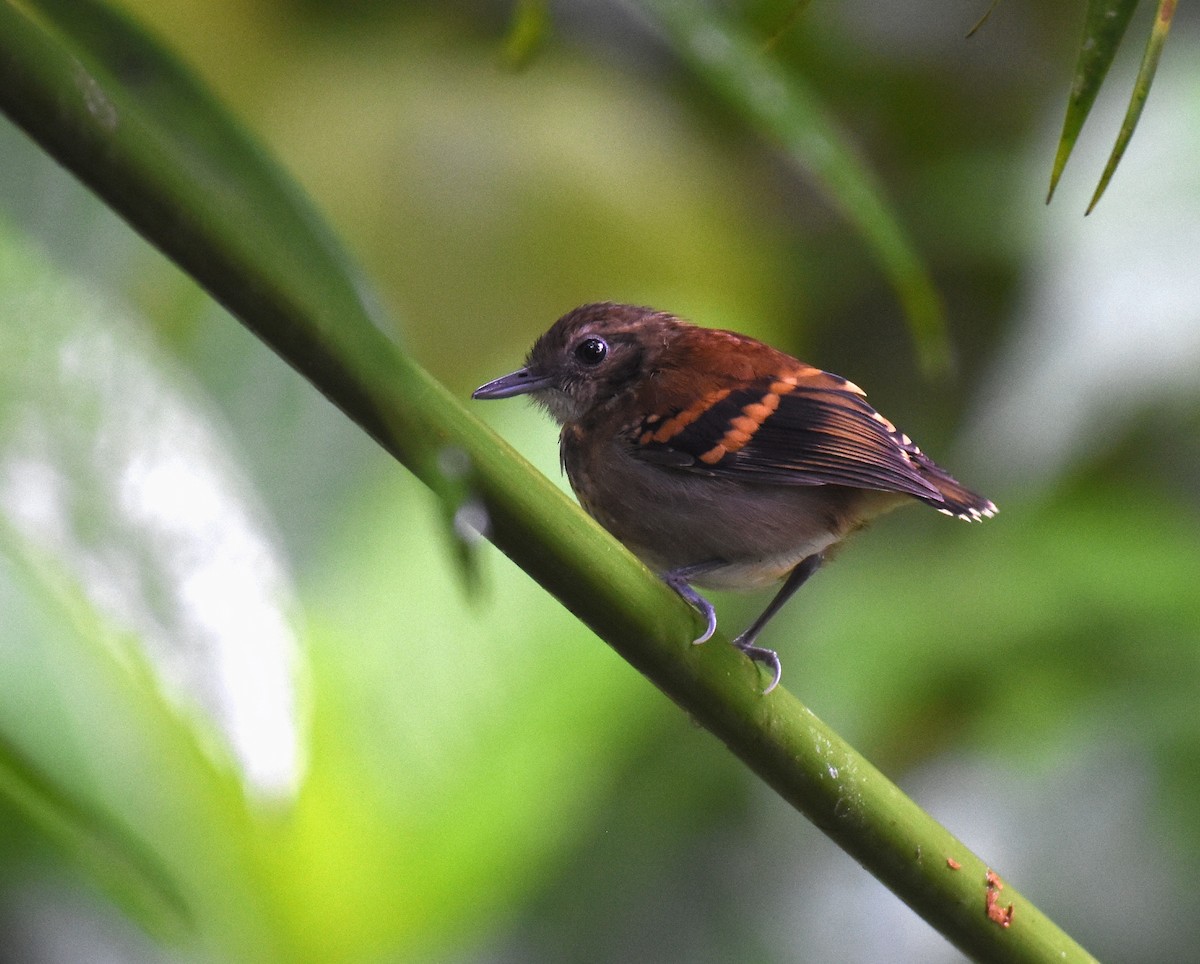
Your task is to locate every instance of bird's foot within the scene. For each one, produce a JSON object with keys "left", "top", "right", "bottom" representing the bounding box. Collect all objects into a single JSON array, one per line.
[
  {"left": 731, "top": 637, "right": 782, "bottom": 694},
  {"left": 663, "top": 563, "right": 782, "bottom": 693},
  {"left": 662, "top": 565, "right": 718, "bottom": 644}
]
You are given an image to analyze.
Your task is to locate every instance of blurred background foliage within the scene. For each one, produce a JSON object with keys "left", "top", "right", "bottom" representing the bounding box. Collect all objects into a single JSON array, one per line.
[{"left": 1, "top": 0, "right": 1198, "bottom": 961}]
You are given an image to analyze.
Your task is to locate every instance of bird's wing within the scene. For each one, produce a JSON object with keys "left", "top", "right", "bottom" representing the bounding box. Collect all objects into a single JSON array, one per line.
[{"left": 630, "top": 374, "right": 949, "bottom": 504}]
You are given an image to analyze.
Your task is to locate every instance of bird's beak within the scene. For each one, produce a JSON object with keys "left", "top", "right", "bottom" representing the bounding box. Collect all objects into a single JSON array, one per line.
[{"left": 472, "top": 367, "right": 554, "bottom": 400}]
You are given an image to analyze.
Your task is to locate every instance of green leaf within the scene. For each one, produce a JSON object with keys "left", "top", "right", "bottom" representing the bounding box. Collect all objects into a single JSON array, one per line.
[
  {"left": 1086, "top": 0, "right": 1176, "bottom": 214},
  {"left": 636, "top": 1, "right": 951, "bottom": 374},
  {"left": 1046, "top": 0, "right": 1140, "bottom": 204},
  {"left": 0, "top": 728, "right": 190, "bottom": 939},
  {"left": 0, "top": 505, "right": 290, "bottom": 957},
  {"left": 0, "top": 214, "right": 304, "bottom": 799},
  {"left": 502, "top": 0, "right": 552, "bottom": 70}
]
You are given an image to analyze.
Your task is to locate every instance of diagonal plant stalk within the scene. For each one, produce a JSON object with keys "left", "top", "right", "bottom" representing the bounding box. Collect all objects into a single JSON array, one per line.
[{"left": 0, "top": 2, "right": 1096, "bottom": 960}]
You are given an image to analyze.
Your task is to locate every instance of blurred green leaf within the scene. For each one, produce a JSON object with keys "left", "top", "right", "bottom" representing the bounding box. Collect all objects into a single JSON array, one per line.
[
  {"left": 761, "top": 0, "right": 814, "bottom": 50},
  {"left": 638, "top": 0, "right": 951, "bottom": 374},
  {"left": 0, "top": 223, "right": 299, "bottom": 958},
  {"left": 0, "top": 716, "right": 189, "bottom": 939},
  {"left": 9, "top": 0, "right": 376, "bottom": 332},
  {"left": 0, "top": 530, "right": 279, "bottom": 958},
  {"left": 1046, "top": 0, "right": 1139, "bottom": 205},
  {"left": 1087, "top": 0, "right": 1176, "bottom": 214},
  {"left": 0, "top": 213, "right": 304, "bottom": 799},
  {"left": 502, "top": 0, "right": 552, "bottom": 70}
]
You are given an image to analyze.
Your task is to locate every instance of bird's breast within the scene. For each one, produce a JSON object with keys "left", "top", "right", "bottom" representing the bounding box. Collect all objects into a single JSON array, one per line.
[{"left": 560, "top": 427, "right": 884, "bottom": 590}]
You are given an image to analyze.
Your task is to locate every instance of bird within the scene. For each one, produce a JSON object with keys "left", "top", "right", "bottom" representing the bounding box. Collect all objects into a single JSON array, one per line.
[{"left": 473, "top": 302, "right": 996, "bottom": 693}]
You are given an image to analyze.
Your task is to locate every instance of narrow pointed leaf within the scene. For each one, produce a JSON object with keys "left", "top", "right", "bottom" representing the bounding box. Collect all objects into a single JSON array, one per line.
[
  {"left": 1086, "top": 0, "right": 1176, "bottom": 213},
  {"left": 1047, "top": 0, "right": 1140, "bottom": 203}
]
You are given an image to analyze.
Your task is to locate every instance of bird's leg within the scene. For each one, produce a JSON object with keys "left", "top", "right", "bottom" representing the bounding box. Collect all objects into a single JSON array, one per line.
[
  {"left": 662, "top": 561, "right": 722, "bottom": 644},
  {"left": 732, "top": 553, "right": 824, "bottom": 694}
]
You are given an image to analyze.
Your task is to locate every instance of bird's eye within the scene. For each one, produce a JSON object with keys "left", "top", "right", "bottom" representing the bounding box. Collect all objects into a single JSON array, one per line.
[{"left": 573, "top": 337, "right": 608, "bottom": 366}]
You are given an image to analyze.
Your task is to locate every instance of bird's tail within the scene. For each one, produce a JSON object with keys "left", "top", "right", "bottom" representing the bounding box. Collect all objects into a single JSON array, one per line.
[{"left": 912, "top": 454, "right": 997, "bottom": 522}]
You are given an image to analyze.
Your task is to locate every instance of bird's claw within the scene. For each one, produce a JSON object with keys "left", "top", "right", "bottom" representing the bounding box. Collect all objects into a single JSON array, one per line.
[
  {"left": 662, "top": 566, "right": 719, "bottom": 645},
  {"left": 691, "top": 601, "right": 717, "bottom": 645},
  {"left": 734, "top": 640, "right": 782, "bottom": 694}
]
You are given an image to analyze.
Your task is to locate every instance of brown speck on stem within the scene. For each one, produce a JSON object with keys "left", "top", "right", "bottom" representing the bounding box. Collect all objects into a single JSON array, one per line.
[{"left": 985, "top": 870, "right": 1015, "bottom": 928}]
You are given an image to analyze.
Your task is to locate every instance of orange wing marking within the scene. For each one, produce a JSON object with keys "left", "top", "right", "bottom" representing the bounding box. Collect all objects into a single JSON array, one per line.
[
  {"left": 697, "top": 372, "right": 803, "bottom": 464},
  {"left": 641, "top": 387, "right": 733, "bottom": 446}
]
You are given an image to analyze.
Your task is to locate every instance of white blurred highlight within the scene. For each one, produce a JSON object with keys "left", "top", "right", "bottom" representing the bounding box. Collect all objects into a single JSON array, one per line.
[{"left": 0, "top": 277, "right": 304, "bottom": 799}]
